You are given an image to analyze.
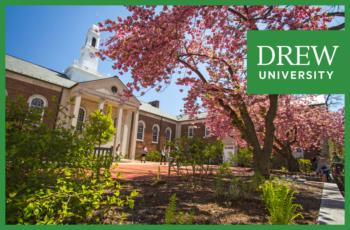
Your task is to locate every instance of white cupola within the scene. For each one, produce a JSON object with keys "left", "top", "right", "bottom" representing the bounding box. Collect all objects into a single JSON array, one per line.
[
  {"left": 65, "top": 24, "right": 104, "bottom": 82},
  {"left": 78, "top": 24, "right": 100, "bottom": 72}
]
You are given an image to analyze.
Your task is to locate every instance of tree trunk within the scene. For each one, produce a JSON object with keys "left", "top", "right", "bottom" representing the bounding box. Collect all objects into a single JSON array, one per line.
[
  {"left": 286, "top": 154, "right": 299, "bottom": 172},
  {"left": 228, "top": 94, "right": 278, "bottom": 179},
  {"left": 252, "top": 148, "right": 271, "bottom": 178},
  {"left": 276, "top": 147, "right": 300, "bottom": 172}
]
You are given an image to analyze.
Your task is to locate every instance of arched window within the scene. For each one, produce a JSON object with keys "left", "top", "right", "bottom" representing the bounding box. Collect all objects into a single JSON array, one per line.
[
  {"left": 152, "top": 124, "right": 160, "bottom": 143},
  {"left": 188, "top": 126, "right": 194, "bottom": 138},
  {"left": 91, "top": 37, "right": 97, "bottom": 47},
  {"left": 76, "top": 107, "right": 86, "bottom": 131},
  {"left": 28, "top": 95, "right": 48, "bottom": 118},
  {"left": 165, "top": 127, "right": 172, "bottom": 142},
  {"left": 137, "top": 121, "right": 145, "bottom": 141}
]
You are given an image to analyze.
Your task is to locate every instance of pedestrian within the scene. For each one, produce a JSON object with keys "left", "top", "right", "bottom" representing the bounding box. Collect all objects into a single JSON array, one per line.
[
  {"left": 141, "top": 145, "right": 148, "bottom": 163},
  {"left": 311, "top": 156, "right": 318, "bottom": 171},
  {"left": 316, "top": 154, "right": 331, "bottom": 182},
  {"left": 160, "top": 146, "right": 167, "bottom": 165},
  {"left": 332, "top": 151, "right": 341, "bottom": 163},
  {"left": 331, "top": 151, "right": 342, "bottom": 177}
]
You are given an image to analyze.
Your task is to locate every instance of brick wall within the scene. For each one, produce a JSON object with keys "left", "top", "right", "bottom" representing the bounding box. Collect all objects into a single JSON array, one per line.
[
  {"left": 180, "top": 122, "right": 217, "bottom": 143},
  {"left": 136, "top": 113, "right": 176, "bottom": 158},
  {"left": 6, "top": 71, "right": 63, "bottom": 128}
]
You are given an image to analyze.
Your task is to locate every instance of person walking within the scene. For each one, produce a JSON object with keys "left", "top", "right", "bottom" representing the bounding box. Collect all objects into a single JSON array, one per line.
[
  {"left": 160, "top": 147, "right": 167, "bottom": 165},
  {"left": 141, "top": 145, "right": 148, "bottom": 163},
  {"left": 316, "top": 154, "right": 332, "bottom": 182}
]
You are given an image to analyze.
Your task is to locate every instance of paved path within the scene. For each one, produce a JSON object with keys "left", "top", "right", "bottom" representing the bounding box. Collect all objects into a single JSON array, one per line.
[
  {"left": 317, "top": 182, "right": 345, "bottom": 225},
  {"left": 109, "top": 160, "right": 253, "bottom": 180}
]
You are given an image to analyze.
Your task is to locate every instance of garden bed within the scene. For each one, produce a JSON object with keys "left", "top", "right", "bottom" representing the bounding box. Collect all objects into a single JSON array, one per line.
[{"left": 120, "top": 175, "right": 323, "bottom": 224}]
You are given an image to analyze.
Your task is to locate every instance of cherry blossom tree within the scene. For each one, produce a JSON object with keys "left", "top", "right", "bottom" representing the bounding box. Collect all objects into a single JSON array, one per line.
[
  {"left": 273, "top": 96, "right": 344, "bottom": 171},
  {"left": 98, "top": 6, "right": 340, "bottom": 177}
]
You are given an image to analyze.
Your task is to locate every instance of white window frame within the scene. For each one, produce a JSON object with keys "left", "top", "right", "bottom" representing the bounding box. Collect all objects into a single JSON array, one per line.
[
  {"left": 76, "top": 107, "right": 86, "bottom": 131},
  {"left": 27, "top": 94, "right": 48, "bottom": 118},
  {"left": 152, "top": 124, "right": 160, "bottom": 143},
  {"left": 136, "top": 120, "right": 146, "bottom": 141},
  {"left": 188, "top": 126, "right": 194, "bottom": 138},
  {"left": 165, "top": 127, "right": 172, "bottom": 142}
]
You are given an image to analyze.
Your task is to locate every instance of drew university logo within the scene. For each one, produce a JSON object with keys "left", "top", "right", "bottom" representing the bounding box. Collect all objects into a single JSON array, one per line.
[{"left": 257, "top": 45, "right": 339, "bottom": 80}]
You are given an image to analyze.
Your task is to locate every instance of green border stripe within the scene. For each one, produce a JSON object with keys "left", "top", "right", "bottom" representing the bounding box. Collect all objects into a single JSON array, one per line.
[{"left": 0, "top": 1, "right": 348, "bottom": 230}]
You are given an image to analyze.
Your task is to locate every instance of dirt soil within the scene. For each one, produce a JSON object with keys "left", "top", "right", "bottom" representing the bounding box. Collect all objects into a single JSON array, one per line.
[{"left": 120, "top": 175, "right": 323, "bottom": 224}]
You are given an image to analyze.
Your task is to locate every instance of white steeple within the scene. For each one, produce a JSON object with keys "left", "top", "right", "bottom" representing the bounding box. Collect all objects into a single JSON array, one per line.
[
  {"left": 78, "top": 24, "right": 100, "bottom": 72},
  {"left": 65, "top": 24, "right": 104, "bottom": 82}
]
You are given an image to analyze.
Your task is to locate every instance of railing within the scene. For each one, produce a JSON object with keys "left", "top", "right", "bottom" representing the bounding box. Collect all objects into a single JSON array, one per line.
[{"left": 93, "top": 146, "right": 114, "bottom": 168}]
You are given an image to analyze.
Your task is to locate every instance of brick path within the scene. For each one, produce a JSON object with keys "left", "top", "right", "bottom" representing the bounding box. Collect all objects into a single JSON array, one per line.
[{"left": 109, "top": 160, "right": 253, "bottom": 180}]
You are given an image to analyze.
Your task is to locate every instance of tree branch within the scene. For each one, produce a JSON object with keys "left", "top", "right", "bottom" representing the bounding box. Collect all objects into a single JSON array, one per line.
[
  {"left": 227, "top": 7, "right": 247, "bottom": 21},
  {"left": 328, "top": 23, "right": 345, "bottom": 30}
]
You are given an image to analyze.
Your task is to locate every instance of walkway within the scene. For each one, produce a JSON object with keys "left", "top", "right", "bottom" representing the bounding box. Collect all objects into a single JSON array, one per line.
[
  {"left": 109, "top": 160, "right": 253, "bottom": 180},
  {"left": 317, "top": 182, "right": 345, "bottom": 225}
]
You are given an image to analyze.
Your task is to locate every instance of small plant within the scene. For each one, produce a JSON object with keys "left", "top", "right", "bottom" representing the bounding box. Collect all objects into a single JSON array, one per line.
[
  {"left": 231, "top": 148, "right": 253, "bottom": 167},
  {"left": 280, "top": 166, "right": 289, "bottom": 174},
  {"left": 261, "top": 179, "right": 303, "bottom": 224},
  {"left": 7, "top": 169, "right": 139, "bottom": 224},
  {"left": 165, "top": 193, "right": 177, "bottom": 224},
  {"left": 164, "top": 193, "right": 193, "bottom": 224},
  {"left": 249, "top": 171, "right": 265, "bottom": 192},
  {"left": 298, "top": 159, "right": 312, "bottom": 173},
  {"left": 146, "top": 150, "right": 161, "bottom": 162},
  {"left": 156, "top": 165, "right": 161, "bottom": 181},
  {"left": 215, "top": 164, "right": 259, "bottom": 202},
  {"left": 151, "top": 166, "right": 163, "bottom": 186}
]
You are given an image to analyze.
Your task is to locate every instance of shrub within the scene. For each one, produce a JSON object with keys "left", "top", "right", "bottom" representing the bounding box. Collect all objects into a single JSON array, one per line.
[
  {"left": 231, "top": 148, "right": 253, "bottom": 167},
  {"left": 171, "top": 137, "right": 223, "bottom": 176},
  {"left": 165, "top": 193, "right": 177, "bottom": 224},
  {"left": 298, "top": 159, "right": 312, "bottom": 173},
  {"left": 6, "top": 97, "right": 137, "bottom": 224},
  {"left": 146, "top": 150, "right": 161, "bottom": 162},
  {"left": 84, "top": 106, "right": 115, "bottom": 147},
  {"left": 261, "top": 179, "right": 303, "bottom": 224},
  {"left": 280, "top": 166, "right": 289, "bottom": 174},
  {"left": 164, "top": 193, "right": 193, "bottom": 224},
  {"left": 215, "top": 163, "right": 261, "bottom": 201},
  {"left": 7, "top": 169, "right": 138, "bottom": 224}
]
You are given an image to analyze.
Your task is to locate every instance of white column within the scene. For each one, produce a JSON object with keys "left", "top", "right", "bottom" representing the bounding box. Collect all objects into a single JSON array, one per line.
[
  {"left": 129, "top": 110, "right": 139, "bottom": 160},
  {"left": 116, "top": 107, "right": 124, "bottom": 155},
  {"left": 98, "top": 99, "right": 105, "bottom": 111},
  {"left": 71, "top": 95, "right": 81, "bottom": 127},
  {"left": 121, "top": 110, "right": 132, "bottom": 156}
]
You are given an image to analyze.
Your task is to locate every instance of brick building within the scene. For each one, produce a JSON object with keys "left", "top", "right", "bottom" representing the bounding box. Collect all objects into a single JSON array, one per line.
[{"left": 5, "top": 25, "right": 236, "bottom": 160}]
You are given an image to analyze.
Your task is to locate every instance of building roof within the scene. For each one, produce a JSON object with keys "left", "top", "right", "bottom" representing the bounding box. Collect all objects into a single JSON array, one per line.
[
  {"left": 6, "top": 55, "right": 77, "bottom": 88},
  {"left": 6, "top": 54, "right": 207, "bottom": 123},
  {"left": 140, "top": 102, "right": 178, "bottom": 121},
  {"left": 177, "top": 112, "right": 208, "bottom": 121}
]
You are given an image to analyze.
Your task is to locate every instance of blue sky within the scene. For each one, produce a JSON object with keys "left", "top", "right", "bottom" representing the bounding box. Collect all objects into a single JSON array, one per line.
[{"left": 6, "top": 6, "right": 187, "bottom": 116}]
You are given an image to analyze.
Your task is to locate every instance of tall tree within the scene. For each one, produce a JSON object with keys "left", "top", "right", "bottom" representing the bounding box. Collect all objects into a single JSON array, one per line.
[{"left": 98, "top": 6, "right": 340, "bottom": 177}]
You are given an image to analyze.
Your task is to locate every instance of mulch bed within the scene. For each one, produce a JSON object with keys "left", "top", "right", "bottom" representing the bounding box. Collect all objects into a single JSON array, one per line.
[{"left": 119, "top": 174, "right": 323, "bottom": 224}]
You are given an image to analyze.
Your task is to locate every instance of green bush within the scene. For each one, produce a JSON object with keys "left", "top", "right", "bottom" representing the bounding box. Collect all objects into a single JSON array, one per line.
[
  {"left": 7, "top": 169, "right": 138, "bottom": 224},
  {"left": 214, "top": 163, "right": 262, "bottom": 201},
  {"left": 170, "top": 137, "right": 223, "bottom": 175},
  {"left": 146, "top": 150, "right": 161, "bottom": 162},
  {"left": 231, "top": 148, "right": 253, "bottom": 167},
  {"left": 298, "top": 159, "right": 312, "bottom": 173},
  {"left": 261, "top": 179, "right": 303, "bottom": 224},
  {"left": 6, "top": 97, "right": 137, "bottom": 224}
]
